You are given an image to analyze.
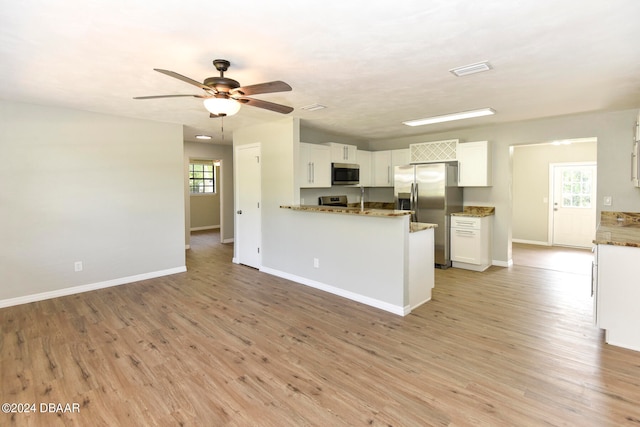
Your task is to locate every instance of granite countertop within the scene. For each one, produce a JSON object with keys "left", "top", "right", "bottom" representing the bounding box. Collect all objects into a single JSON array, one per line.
[
  {"left": 280, "top": 204, "right": 437, "bottom": 233},
  {"left": 451, "top": 206, "right": 496, "bottom": 217},
  {"left": 410, "top": 222, "right": 438, "bottom": 233},
  {"left": 593, "top": 211, "right": 640, "bottom": 247},
  {"left": 280, "top": 205, "right": 413, "bottom": 217}
]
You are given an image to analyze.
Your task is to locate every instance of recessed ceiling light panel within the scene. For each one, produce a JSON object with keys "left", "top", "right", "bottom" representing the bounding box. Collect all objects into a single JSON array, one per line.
[
  {"left": 449, "top": 61, "right": 492, "bottom": 77},
  {"left": 403, "top": 108, "right": 496, "bottom": 127},
  {"left": 195, "top": 135, "right": 212, "bottom": 140}
]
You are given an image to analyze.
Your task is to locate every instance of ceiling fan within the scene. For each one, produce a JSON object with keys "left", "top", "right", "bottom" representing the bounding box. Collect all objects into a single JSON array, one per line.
[{"left": 134, "top": 59, "right": 293, "bottom": 117}]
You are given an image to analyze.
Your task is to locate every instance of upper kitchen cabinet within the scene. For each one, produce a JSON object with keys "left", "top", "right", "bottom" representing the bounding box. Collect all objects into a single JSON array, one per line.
[
  {"left": 457, "top": 141, "right": 492, "bottom": 187},
  {"left": 300, "top": 142, "right": 331, "bottom": 188},
  {"left": 392, "top": 148, "right": 410, "bottom": 167},
  {"left": 324, "top": 142, "right": 357, "bottom": 163},
  {"left": 356, "top": 150, "right": 372, "bottom": 187},
  {"left": 372, "top": 149, "right": 410, "bottom": 187}
]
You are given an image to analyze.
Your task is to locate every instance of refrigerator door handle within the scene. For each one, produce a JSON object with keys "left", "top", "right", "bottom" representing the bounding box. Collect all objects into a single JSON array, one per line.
[
  {"left": 410, "top": 183, "right": 415, "bottom": 210},
  {"left": 413, "top": 182, "right": 419, "bottom": 222}
]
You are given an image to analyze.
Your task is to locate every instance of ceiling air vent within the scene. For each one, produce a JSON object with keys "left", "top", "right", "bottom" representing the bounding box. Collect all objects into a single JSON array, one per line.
[
  {"left": 301, "top": 103, "right": 327, "bottom": 112},
  {"left": 449, "top": 61, "right": 492, "bottom": 77}
]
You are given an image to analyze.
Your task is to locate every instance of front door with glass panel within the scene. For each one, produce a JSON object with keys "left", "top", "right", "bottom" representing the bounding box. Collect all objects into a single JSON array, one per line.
[{"left": 551, "top": 163, "right": 597, "bottom": 248}]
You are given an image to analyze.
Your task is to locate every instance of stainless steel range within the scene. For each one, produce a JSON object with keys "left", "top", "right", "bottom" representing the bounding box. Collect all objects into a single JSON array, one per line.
[{"left": 318, "top": 195, "right": 348, "bottom": 207}]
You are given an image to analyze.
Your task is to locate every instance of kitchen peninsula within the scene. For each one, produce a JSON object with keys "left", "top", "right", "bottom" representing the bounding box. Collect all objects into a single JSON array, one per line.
[{"left": 273, "top": 204, "right": 436, "bottom": 315}]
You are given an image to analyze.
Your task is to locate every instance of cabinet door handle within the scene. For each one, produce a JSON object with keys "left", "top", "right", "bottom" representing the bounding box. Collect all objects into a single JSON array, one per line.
[
  {"left": 311, "top": 162, "right": 315, "bottom": 183},
  {"left": 455, "top": 229, "right": 475, "bottom": 235},
  {"left": 591, "top": 261, "right": 595, "bottom": 297}
]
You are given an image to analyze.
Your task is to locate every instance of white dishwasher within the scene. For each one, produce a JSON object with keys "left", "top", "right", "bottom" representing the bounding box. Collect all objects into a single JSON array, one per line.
[{"left": 451, "top": 216, "right": 491, "bottom": 271}]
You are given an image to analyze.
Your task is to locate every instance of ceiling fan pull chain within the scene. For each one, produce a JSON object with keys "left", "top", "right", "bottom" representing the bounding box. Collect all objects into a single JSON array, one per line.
[{"left": 221, "top": 116, "right": 224, "bottom": 142}]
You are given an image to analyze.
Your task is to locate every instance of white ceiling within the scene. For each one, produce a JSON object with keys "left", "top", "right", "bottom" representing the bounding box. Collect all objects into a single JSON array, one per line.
[{"left": 1, "top": 1, "right": 639, "bottom": 145}]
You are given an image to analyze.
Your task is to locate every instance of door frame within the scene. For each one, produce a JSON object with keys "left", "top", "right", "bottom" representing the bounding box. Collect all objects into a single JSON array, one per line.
[
  {"left": 187, "top": 157, "right": 224, "bottom": 241},
  {"left": 233, "top": 142, "right": 262, "bottom": 267},
  {"left": 547, "top": 161, "right": 597, "bottom": 247}
]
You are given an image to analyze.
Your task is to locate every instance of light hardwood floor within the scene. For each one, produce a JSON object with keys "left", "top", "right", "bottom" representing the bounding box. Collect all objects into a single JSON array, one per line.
[
  {"left": 1, "top": 231, "right": 639, "bottom": 426},
  {"left": 512, "top": 242, "right": 593, "bottom": 275}
]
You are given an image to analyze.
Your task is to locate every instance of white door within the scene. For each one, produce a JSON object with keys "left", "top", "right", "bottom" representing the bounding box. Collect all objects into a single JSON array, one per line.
[
  {"left": 235, "top": 144, "right": 261, "bottom": 268},
  {"left": 551, "top": 163, "right": 597, "bottom": 248}
]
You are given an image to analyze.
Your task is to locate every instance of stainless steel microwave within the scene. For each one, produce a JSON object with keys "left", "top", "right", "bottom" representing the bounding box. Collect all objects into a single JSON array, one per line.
[{"left": 331, "top": 163, "right": 359, "bottom": 185}]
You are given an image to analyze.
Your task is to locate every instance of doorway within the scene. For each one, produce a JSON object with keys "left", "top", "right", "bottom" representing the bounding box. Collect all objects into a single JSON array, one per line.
[
  {"left": 188, "top": 158, "right": 224, "bottom": 242},
  {"left": 511, "top": 138, "right": 597, "bottom": 274},
  {"left": 549, "top": 162, "right": 597, "bottom": 248}
]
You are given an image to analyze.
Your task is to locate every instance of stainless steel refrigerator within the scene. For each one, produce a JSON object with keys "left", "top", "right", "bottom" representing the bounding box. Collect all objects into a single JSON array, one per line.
[{"left": 394, "top": 163, "right": 463, "bottom": 268}]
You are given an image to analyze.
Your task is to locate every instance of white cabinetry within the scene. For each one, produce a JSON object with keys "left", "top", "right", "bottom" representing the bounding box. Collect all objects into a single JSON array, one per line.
[
  {"left": 633, "top": 142, "right": 639, "bottom": 187},
  {"left": 372, "top": 149, "right": 409, "bottom": 187},
  {"left": 633, "top": 112, "right": 640, "bottom": 187},
  {"left": 410, "top": 139, "right": 458, "bottom": 163},
  {"left": 457, "top": 141, "right": 492, "bottom": 187},
  {"left": 324, "top": 142, "right": 357, "bottom": 163},
  {"left": 299, "top": 143, "right": 331, "bottom": 188},
  {"left": 595, "top": 244, "right": 640, "bottom": 351},
  {"left": 451, "top": 216, "right": 492, "bottom": 271},
  {"left": 392, "top": 148, "right": 410, "bottom": 168},
  {"left": 356, "top": 150, "right": 372, "bottom": 187},
  {"left": 372, "top": 151, "right": 392, "bottom": 186}
]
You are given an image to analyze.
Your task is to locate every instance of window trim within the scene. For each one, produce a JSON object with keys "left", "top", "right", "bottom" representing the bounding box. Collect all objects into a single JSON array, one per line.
[{"left": 189, "top": 160, "right": 216, "bottom": 195}]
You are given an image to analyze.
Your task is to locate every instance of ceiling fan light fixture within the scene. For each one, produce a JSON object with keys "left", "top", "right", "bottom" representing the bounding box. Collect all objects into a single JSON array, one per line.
[
  {"left": 403, "top": 108, "right": 496, "bottom": 127},
  {"left": 203, "top": 96, "right": 242, "bottom": 116}
]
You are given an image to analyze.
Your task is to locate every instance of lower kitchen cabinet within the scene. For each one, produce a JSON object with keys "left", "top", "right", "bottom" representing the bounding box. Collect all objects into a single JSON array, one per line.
[
  {"left": 594, "top": 243, "right": 640, "bottom": 351},
  {"left": 451, "top": 215, "right": 492, "bottom": 271}
]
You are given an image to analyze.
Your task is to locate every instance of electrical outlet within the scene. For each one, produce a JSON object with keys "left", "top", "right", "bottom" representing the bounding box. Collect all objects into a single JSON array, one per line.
[
  {"left": 74, "top": 261, "right": 83, "bottom": 272},
  {"left": 313, "top": 258, "right": 319, "bottom": 268},
  {"left": 603, "top": 196, "right": 612, "bottom": 206}
]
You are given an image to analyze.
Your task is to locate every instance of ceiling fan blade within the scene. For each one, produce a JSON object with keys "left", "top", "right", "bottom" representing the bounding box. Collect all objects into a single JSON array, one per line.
[
  {"left": 232, "top": 81, "right": 292, "bottom": 96},
  {"left": 133, "top": 94, "right": 206, "bottom": 99},
  {"left": 153, "top": 68, "right": 213, "bottom": 92},
  {"left": 238, "top": 97, "right": 294, "bottom": 114}
]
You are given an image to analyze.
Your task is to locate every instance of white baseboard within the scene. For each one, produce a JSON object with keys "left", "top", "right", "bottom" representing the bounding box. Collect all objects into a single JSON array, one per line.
[
  {"left": 222, "top": 238, "right": 234, "bottom": 244},
  {"left": 190, "top": 225, "right": 220, "bottom": 231},
  {"left": 410, "top": 297, "right": 431, "bottom": 311},
  {"left": 0, "top": 266, "right": 187, "bottom": 309},
  {"left": 512, "top": 239, "right": 550, "bottom": 246},
  {"left": 260, "top": 266, "right": 407, "bottom": 316},
  {"left": 185, "top": 245, "right": 191, "bottom": 250},
  {"left": 492, "top": 259, "right": 513, "bottom": 267}
]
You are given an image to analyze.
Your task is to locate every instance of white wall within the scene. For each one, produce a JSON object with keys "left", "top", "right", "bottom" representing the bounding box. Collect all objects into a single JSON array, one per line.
[
  {"left": 183, "top": 141, "right": 233, "bottom": 243},
  {"left": 370, "top": 109, "right": 640, "bottom": 265},
  {"left": 512, "top": 141, "right": 597, "bottom": 243},
  {"left": 233, "top": 118, "right": 415, "bottom": 313},
  {"left": 0, "top": 100, "right": 185, "bottom": 304},
  {"left": 233, "top": 117, "right": 299, "bottom": 269}
]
